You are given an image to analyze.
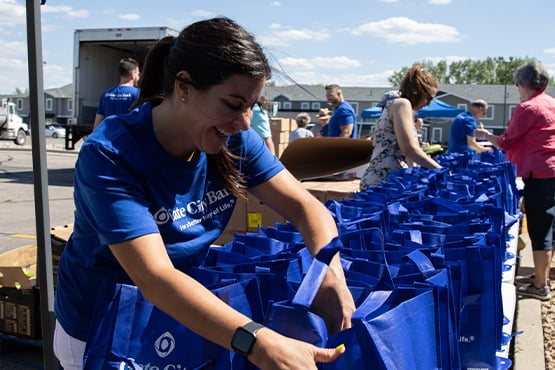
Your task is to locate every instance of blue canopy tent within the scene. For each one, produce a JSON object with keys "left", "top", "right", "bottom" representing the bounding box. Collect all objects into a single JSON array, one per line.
[
  {"left": 361, "top": 106, "right": 382, "bottom": 119},
  {"left": 416, "top": 98, "right": 464, "bottom": 119},
  {"left": 361, "top": 98, "right": 464, "bottom": 120}
]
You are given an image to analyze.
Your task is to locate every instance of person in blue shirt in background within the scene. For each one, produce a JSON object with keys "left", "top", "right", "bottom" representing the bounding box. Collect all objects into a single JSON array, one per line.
[
  {"left": 323, "top": 84, "right": 357, "bottom": 138},
  {"left": 250, "top": 95, "right": 275, "bottom": 155},
  {"left": 93, "top": 57, "right": 140, "bottom": 130},
  {"left": 53, "top": 17, "right": 354, "bottom": 370},
  {"left": 447, "top": 99, "right": 492, "bottom": 154}
]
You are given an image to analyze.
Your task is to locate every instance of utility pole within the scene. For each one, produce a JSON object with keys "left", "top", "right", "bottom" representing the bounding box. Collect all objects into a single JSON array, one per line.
[{"left": 502, "top": 56, "right": 514, "bottom": 129}]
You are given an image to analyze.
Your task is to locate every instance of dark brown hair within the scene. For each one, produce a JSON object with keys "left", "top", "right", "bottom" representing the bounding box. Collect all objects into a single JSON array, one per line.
[
  {"left": 137, "top": 17, "right": 272, "bottom": 199},
  {"left": 118, "top": 57, "right": 138, "bottom": 77}
]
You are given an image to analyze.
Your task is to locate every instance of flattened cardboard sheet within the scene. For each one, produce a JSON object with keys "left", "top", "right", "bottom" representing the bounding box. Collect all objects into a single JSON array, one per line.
[{"left": 279, "top": 137, "right": 373, "bottom": 181}]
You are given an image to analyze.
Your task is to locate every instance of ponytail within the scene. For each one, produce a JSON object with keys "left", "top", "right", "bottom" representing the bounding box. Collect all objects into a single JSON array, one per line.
[{"left": 134, "top": 36, "right": 175, "bottom": 107}]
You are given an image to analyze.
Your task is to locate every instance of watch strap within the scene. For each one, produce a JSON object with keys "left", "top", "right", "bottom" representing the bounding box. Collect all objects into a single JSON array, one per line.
[{"left": 242, "top": 321, "right": 265, "bottom": 334}]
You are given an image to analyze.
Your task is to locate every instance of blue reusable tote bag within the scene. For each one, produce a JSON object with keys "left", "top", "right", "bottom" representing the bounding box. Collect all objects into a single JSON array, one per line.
[
  {"left": 322, "top": 288, "right": 438, "bottom": 370},
  {"left": 265, "top": 237, "right": 343, "bottom": 346},
  {"left": 83, "top": 277, "right": 263, "bottom": 370}
]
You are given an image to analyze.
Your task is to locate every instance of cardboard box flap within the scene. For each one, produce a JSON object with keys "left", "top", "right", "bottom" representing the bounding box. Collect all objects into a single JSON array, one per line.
[
  {"left": 279, "top": 137, "right": 373, "bottom": 181},
  {"left": 0, "top": 244, "right": 37, "bottom": 289},
  {"left": 51, "top": 223, "right": 73, "bottom": 242}
]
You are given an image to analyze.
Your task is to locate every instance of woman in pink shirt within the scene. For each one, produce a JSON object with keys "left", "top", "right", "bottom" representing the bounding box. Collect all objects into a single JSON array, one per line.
[{"left": 477, "top": 59, "right": 555, "bottom": 300}]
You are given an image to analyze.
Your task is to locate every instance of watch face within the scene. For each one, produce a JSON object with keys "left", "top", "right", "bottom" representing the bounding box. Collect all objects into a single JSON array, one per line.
[{"left": 232, "top": 327, "right": 256, "bottom": 355}]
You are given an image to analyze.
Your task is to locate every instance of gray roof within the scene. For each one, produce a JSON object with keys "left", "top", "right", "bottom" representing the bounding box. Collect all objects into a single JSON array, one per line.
[
  {"left": 45, "top": 83, "right": 72, "bottom": 98},
  {"left": 264, "top": 84, "right": 555, "bottom": 105}
]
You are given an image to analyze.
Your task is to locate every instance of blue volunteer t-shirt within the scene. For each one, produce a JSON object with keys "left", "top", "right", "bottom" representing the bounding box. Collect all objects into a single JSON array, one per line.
[
  {"left": 96, "top": 84, "right": 140, "bottom": 117},
  {"left": 448, "top": 110, "right": 478, "bottom": 154},
  {"left": 54, "top": 101, "right": 284, "bottom": 341},
  {"left": 326, "top": 101, "right": 357, "bottom": 138}
]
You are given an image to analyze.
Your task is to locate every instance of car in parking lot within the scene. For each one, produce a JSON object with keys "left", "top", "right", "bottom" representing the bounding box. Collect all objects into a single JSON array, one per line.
[{"left": 44, "top": 124, "right": 66, "bottom": 138}]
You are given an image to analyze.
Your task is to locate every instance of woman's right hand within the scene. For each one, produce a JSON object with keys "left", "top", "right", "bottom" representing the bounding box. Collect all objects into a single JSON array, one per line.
[{"left": 249, "top": 328, "right": 345, "bottom": 370}]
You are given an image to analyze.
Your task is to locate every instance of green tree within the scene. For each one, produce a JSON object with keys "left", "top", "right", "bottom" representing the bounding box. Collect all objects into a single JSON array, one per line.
[
  {"left": 14, "top": 87, "right": 28, "bottom": 95},
  {"left": 388, "top": 57, "right": 550, "bottom": 86}
]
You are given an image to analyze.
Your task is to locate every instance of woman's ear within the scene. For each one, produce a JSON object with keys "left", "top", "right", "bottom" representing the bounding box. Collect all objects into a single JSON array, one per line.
[{"left": 175, "top": 71, "right": 193, "bottom": 100}]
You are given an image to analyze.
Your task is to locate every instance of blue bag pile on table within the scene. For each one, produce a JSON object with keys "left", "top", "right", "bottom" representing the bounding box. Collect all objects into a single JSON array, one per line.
[{"left": 85, "top": 151, "right": 520, "bottom": 369}]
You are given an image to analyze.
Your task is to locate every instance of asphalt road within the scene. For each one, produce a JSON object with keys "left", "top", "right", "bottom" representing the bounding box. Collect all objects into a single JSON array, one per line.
[{"left": 0, "top": 139, "right": 79, "bottom": 254}]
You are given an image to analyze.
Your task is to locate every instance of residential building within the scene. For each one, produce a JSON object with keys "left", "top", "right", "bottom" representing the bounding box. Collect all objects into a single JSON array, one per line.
[{"left": 5, "top": 83, "right": 555, "bottom": 146}]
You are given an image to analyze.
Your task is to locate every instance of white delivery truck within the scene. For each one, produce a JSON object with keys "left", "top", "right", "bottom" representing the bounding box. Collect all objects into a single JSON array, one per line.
[
  {"left": 65, "top": 26, "right": 178, "bottom": 149},
  {"left": 0, "top": 98, "right": 28, "bottom": 145}
]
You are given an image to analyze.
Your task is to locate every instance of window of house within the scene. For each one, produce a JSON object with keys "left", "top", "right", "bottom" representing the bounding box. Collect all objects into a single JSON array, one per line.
[
  {"left": 350, "top": 102, "right": 359, "bottom": 115},
  {"left": 300, "top": 102, "right": 310, "bottom": 110},
  {"left": 45, "top": 98, "right": 53, "bottom": 111},
  {"left": 421, "top": 127, "right": 429, "bottom": 143},
  {"left": 282, "top": 101, "right": 292, "bottom": 110},
  {"left": 68, "top": 99, "right": 73, "bottom": 111},
  {"left": 431, "top": 127, "right": 443, "bottom": 144},
  {"left": 508, "top": 105, "right": 518, "bottom": 119},
  {"left": 16, "top": 99, "right": 23, "bottom": 110},
  {"left": 457, "top": 103, "right": 467, "bottom": 110},
  {"left": 482, "top": 106, "right": 493, "bottom": 120},
  {"left": 311, "top": 102, "right": 321, "bottom": 110}
]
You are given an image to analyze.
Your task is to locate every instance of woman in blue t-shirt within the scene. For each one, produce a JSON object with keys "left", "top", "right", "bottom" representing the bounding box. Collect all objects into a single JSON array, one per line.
[{"left": 53, "top": 17, "right": 354, "bottom": 370}]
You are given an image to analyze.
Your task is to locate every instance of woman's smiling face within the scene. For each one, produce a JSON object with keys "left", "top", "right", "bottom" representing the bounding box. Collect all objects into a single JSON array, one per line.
[{"left": 178, "top": 74, "right": 266, "bottom": 155}]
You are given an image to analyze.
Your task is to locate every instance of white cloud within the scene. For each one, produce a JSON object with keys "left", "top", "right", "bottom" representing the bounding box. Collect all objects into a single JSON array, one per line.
[
  {"left": 379, "top": 0, "right": 398, "bottom": 3},
  {"left": 271, "top": 1, "right": 282, "bottom": 6},
  {"left": 0, "top": 57, "right": 28, "bottom": 94},
  {"left": 258, "top": 28, "right": 331, "bottom": 47},
  {"left": 119, "top": 13, "right": 141, "bottom": 21},
  {"left": 276, "top": 69, "right": 393, "bottom": 87},
  {"left": 42, "top": 63, "right": 72, "bottom": 89},
  {"left": 279, "top": 56, "right": 361, "bottom": 70},
  {"left": 544, "top": 48, "right": 555, "bottom": 57},
  {"left": 0, "top": 39, "right": 27, "bottom": 58},
  {"left": 41, "top": 5, "right": 89, "bottom": 19},
  {"left": 428, "top": 0, "right": 452, "bottom": 4},
  {"left": 351, "top": 17, "right": 460, "bottom": 45},
  {"left": 0, "top": 0, "right": 26, "bottom": 27}
]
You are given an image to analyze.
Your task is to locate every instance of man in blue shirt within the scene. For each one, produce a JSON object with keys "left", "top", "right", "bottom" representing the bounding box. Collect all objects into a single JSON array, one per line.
[
  {"left": 93, "top": 57, "right": 140, "bottom": 129},
  {"left": 448, "top": 99, "right": 492, "bottom": 153},
  {"left": 323, "top": 84, "right": 357, "bottom": 138}
]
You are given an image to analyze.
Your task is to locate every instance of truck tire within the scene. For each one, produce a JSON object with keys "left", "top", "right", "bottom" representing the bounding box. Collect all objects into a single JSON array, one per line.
[{"left": 14, "top": 129, "right": 26, "bottom": 145}]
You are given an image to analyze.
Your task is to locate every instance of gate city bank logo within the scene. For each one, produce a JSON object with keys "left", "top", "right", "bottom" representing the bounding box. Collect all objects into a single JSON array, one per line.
[
  {"left": 154, "top": 331, "right": 176, "bottom": 358},
  {"left": 117, "top": 332, "right": 180, "bottom": 370},
  {"left": 153, "top": 189, "right": 231, "bottom": 226}
]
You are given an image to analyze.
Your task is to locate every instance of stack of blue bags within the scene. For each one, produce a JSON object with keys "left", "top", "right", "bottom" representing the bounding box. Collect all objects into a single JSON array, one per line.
[{"left": 205, "top": 149, "right": 520, "bottom": 370}]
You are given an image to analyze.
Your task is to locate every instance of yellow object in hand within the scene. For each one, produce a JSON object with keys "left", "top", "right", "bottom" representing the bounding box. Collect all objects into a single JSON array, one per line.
[{"left": 335, "top": 343, "right": 345, "bottom": 353}]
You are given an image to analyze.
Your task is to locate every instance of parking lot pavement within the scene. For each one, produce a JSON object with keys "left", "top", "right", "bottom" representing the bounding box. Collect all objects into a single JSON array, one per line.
[{"left": 0, "top": 146, "right": 78, "bottom": 253}]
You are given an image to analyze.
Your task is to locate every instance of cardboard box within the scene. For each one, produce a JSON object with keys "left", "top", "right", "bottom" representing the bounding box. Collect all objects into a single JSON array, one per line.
[
  {"left": 0, "top": 244, "right": 37, "bottom": 289},
  {"left": 0, "top": 287, "right": 40, "bottom": 340},
  {"left": 0, "top": 244, "right": 41, "bottom": 340},
  {"left": 272, "top": 131, "right": 290, "bottom": 144},
  {"left": 302, "top": 179, "right": 360, "bottom": 203},
  {"left": 224, "top": 198, "right": 247, "bottom": 232},
  {"left": 274, "top": 143, "right": 288, "bottom": 158},
  {"left": 270, "top": 117, "right": 296, "bottom": 132},
  {"left": 246, "top": 193, "right": 286, "bottom": 232},
  {"left": 51, "top": 224, "right": 72, "bottom": 287}
]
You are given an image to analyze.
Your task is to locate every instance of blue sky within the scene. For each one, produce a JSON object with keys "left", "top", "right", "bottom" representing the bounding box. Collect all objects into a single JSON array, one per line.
[{"left": 1, "top": 0, "right": 554, "bottom": 94}]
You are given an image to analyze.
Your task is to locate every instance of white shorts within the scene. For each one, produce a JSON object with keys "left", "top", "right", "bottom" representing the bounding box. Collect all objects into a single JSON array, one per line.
[{"left": 53, "top": 320, "right": 86, "bottom": 370}]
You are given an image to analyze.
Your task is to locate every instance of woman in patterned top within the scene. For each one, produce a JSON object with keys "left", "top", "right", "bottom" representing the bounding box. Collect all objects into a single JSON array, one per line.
[{"left": 360, "top": 65, "right": 442, "bottom": 190}]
